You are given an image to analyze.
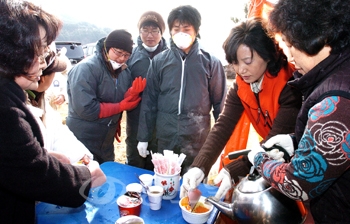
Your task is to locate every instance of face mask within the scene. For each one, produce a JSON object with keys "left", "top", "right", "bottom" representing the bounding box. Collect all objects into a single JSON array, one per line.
[
  {"left": 142, "top": 43, "right": 158, "bottom": 52},
  {"left": 172, "top": 32, "right": 193, "bottom": 49},
  {"left": 110, "top": 60, "right": 123, "bottom": 70}
]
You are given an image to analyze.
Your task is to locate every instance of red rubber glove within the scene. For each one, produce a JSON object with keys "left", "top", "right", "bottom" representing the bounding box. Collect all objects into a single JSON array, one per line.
[
  {"left": 115, "top": 116, "right": 122, "bottom": 143},
  {"left": 124, "top": 76, "right": 147, "bottom": 99},
  {"left": 99, "top": 95, "right": 141, "bottom": 118}
]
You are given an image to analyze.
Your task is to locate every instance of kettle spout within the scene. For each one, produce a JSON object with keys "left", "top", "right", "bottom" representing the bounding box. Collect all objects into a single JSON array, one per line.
[{"left": 205, "top": 196, "right": 235, "bottom": 220}]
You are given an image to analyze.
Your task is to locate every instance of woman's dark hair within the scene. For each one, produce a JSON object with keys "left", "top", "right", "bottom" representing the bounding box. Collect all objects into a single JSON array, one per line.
[
  {"left": 167, "top": 5, "right": 201, "bottom": 38},
  {"left": 223, "top": 17, "right": 287, "bottom": 76},
  {"left": 0, "top": 0, "right": 62, "bottom": 79},
  {"left": 269, "top": 0, "right": 350, "bottom": 55}
]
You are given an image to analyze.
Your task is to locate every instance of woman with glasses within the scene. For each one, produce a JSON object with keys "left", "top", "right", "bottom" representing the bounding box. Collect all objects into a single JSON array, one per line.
[
  {"left": 125, "top": 11, "right": 168, "bottom": 170},
  {"left": 66, "top": 29, "right": 146, "bottom": 163},
  {"left": 248, "top": 0, "right": 350, "bottom": 222},
  {"left": 180, "top": 17, "right": 303, "bottom": 200},
  {"left": 0, "top": 1, "right": 106, "bottom": 222}
]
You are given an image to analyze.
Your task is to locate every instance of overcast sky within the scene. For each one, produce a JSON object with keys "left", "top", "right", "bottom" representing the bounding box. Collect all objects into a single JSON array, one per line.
[{"left": 30, "top": 0, "right": 249, "bottom": 65}]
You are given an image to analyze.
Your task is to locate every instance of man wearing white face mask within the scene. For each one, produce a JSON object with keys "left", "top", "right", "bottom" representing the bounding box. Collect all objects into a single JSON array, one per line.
[
  {"left": 137, "top": 5, "right": 227, "bottom": 174},
  {"left": 67, "top": 29, "right": 146, "bottom": 163},
  {"left": 126, "top": 11, "right": 169, "bottom": 170}
]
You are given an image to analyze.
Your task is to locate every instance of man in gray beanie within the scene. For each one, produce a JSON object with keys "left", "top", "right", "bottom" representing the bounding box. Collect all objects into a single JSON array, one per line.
[
  {"left": 126, "top": 11, "right": 168, "bottom": 170},
  {"left": 66, "top": 29, "right": 146, "bottom": 163}
]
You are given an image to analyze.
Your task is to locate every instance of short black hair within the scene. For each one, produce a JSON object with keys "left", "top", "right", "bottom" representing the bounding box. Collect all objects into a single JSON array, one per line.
[
  {"left": 167, "top": 5, "right": 201, "bottom": 38},
  {"left": 269, "top": 0, "right": 350, "bottom": 55},
  {"left": 223, "top": 17, "right": 287, "bottom": 76}
]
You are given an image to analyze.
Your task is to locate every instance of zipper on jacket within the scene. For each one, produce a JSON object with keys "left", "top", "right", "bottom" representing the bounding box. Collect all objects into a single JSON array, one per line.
[{"left": 178, "top": 56, "right": 186, "bottom": 115}]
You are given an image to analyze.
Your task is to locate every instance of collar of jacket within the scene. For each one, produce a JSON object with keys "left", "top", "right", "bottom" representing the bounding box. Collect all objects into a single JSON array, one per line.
[
  {"left": 170, "top": 38, "right": 199, "bottom": 56},
  {"left": 288, "top": 48, "right": 350, "bottom": 98},
  {"left": 137, "top": 36, "right": 167, "bottom": 59},
  {"left": 0, "top": 77, "right": 27, "bottom": 102}
]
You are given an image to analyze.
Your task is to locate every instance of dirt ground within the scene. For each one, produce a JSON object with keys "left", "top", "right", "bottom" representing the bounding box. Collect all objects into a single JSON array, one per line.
[{"left": 57, "top": 104, "right": 127, "bottom": 164}]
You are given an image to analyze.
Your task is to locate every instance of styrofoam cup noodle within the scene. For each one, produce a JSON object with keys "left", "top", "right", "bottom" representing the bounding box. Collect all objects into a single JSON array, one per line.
[
  {"left": 139, "top": 174, "right": 154, "bottom": 193},
  {"left": 126, "top": 183, "right": 143, "bottom": 194}
]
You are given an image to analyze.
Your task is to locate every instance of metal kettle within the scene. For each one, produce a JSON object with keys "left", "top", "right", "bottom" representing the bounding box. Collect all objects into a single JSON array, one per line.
[{"left": 206, "top": 149, "right": 307, "bottom": 224}]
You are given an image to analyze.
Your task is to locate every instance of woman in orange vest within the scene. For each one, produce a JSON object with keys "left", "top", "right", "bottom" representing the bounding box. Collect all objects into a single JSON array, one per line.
[{"left": 180, "top": 17, "right": 303, "bottom": 200}]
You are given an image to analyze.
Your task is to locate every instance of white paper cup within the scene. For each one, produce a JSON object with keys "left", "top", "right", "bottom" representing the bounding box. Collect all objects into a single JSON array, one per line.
[
  {"left": 139, "top": 174, "right": 154, "bottom": 193},
  {"left": 147, "top": 186, "right": 163, "bottom": 210}
]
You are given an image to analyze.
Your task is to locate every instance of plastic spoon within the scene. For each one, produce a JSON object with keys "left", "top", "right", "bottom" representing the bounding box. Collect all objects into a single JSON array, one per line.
[
  {"left": 188, "top": 188, "right": 202, "bottom": 212},
  {"left": 135, "top": 173, "right": 150, "bottom": 193}
]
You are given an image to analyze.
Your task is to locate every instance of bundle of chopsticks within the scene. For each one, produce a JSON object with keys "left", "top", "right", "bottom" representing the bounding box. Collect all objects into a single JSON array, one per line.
[{"left": 151, "top": 150, "right": 186, "bottom": 175}]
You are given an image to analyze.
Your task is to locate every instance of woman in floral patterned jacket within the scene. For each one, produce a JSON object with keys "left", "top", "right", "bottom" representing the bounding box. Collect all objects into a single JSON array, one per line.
[{"left": 249, "top": 0, "right": 350, "bottom": 222}]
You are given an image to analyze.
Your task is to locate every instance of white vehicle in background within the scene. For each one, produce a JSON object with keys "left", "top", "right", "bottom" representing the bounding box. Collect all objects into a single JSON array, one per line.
[
  {"left": 82, "top": 42, "right": 97, "bottom": 58},
  {"left": 55, "top": 41, "right": 85, "bottom": 65}
]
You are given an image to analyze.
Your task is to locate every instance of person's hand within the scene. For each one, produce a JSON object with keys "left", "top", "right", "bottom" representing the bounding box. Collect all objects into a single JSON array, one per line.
[
  {"left": 87, "top": 160, "right": 107, "bottom": 188},
  {"left": 131, "top": 76, "right": 147, "bottom": 94},
  {"left": 120, "top": 95, "right": 141, "bottom": 111},
  {"left": 213, "top": 168, "right": 233, "bottom": 200},
  {"left": 180, "top": 167, "right": 205, "bottom": 198},
  {"left": 137, "top": 142, "right": 149, "bottom": 158},
  {"left": 263, "top": 134, "right": 295, "bottom": 157},
  {"left": 266, "top": 149, "right": 285, "bottom": 162},
  {"left": 53, "top": 94, "right": 65, "bottom": 105},
  {"left": 98, "top": 96, "right": 141, "bottom": 118},
  {"left": 49, "top": 151, "right": 70, "bottom": 164},
  {"left": 125, "top": 77, "right": 147, "bottom": 99},
  {"left": 247, "top": 146, "right": 265, "bottom": 165},
  {"left": 79, "top": 154, "right": 91, "bottom": 165}
]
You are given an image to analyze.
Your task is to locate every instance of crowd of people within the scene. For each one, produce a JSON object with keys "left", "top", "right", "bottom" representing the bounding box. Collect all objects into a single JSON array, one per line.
[{"left": 1, "top": 0, "right": 350, "bottom": 223}]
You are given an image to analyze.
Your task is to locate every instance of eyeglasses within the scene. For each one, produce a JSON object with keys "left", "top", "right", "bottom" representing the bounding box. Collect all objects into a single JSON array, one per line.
[
  {"left": 140, "top": 29, "right": 160, "bottom": 36},
  {"left": 24, "top": 50, "right": 51, "bottom": 81},
  {"left": 112, "top": 48, "right": 131, "bottom": 59},
  {"left": 37, "top": 51, "right": 50, "bottom": 64},
  {"left": 44, "top": 51, "right": 56, "bottom": 68}
]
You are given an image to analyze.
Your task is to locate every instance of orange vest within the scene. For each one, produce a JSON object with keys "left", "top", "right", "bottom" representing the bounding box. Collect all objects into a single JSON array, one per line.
[
  {"left": 236, "top": 63, "right": 295, "bottom": 139},
  {"left": 220, "top": 64, "right": 295, "bottom": 168}
]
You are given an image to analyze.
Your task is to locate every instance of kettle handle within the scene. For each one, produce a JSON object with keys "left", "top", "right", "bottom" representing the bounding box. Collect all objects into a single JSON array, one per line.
[
  {"left": 227, "top": 145, "right": 291, "bottom": 162},
  {"left": 227, "top": 149, "right": 251, "bottom": 160}
]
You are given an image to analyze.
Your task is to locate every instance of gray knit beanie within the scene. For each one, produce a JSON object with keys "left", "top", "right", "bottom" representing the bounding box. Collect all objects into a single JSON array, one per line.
[{"left": 105, "top": 29, "right": 133, "bottom": 54}]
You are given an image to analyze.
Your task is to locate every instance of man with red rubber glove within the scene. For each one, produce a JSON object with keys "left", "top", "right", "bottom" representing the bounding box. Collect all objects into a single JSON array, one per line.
[{"left": 67, "top": 29, "right": 139, "bottom": 163}]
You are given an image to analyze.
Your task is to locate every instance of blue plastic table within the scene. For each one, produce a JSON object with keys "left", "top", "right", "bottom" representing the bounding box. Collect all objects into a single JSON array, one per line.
[{"left": 36, "top": 161, "right": 219, "bottom": 223}]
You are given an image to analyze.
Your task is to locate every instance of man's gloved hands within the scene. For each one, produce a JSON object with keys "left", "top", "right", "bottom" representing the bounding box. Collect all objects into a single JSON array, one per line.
[
  {"left": 99, "top": 96, "right": 141, "bottom": 118},
  {"left": 137, "top": 142, "right": 149, "bottom": 158},
  {"left": 180, "top": 167, "right": 205, "bottom": 198},
  {"left": 120, "top": 95, "right": 141, "bottom": 111},
  {"left": 213, "top": 168, "right": 233, "bottom": 200},
  {"left": 247, "top": 146, "right": 265, "bottom": 165},
  {"left": 263, "top": 134, "right": 295, "bottom": 160},
  {"left": 125, "top": 77, "right": 147, "bottom": 100}
]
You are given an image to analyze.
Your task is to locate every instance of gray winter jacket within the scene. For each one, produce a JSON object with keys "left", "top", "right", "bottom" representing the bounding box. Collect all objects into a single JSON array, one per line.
[
  {"left": 125, "top": 36, "right": 168, "bottom": 168},
  {"left": 66, "top": 37, "right": 132, "bottom": 162},
  {"left": 137, "top": 39, "right": 227, "bottom": 171}
]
